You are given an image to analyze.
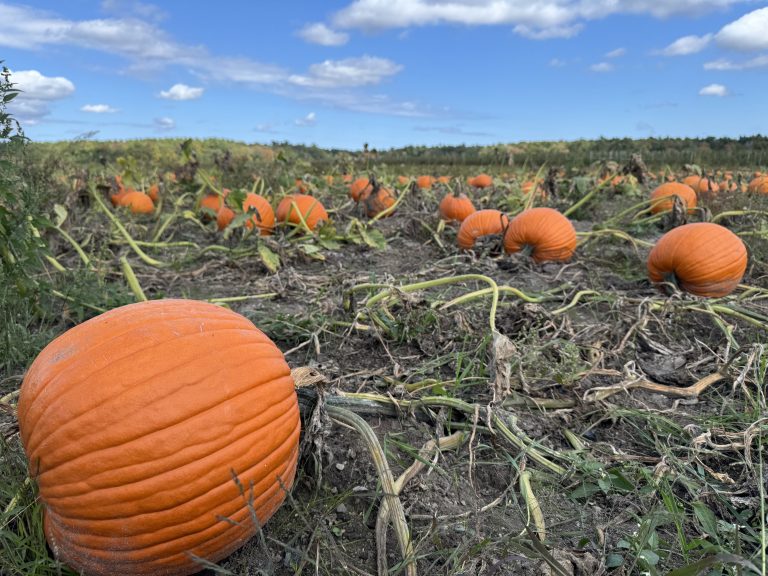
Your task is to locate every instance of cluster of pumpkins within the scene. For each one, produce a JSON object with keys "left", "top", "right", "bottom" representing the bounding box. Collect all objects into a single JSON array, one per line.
[
  {"left": 658, "top": 171, "right": 768, "bottom": 195},
  {"left": 109, "top": 175, "right": 159, "bottom": 214}
]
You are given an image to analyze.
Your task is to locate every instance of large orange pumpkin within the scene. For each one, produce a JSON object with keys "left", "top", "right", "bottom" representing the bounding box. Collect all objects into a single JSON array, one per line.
[
  {"left": 349, "top": 178, "right": 373, "bottom": 202},
  {"left": 242, "top": 193, "right": 275, "bottom": 235},
  {"left": 276, "top": 194, "right": 329, "bottom": 231},
  {"left": 120, "top": 191, "right": 155, "bottom": 214},
  {"left": 439, "top": 191, "right": 476, "bottom": 222},
  {"left": 17, "top": 299, "right": 300, "bottom": 576},
  {"left": 647, "top": 223, "right": 747, "bottom": 297},
  {"left": 503, "top": 207, "right": 576, "bottom": 263},
  {"left": 649, "top": 182, "right": 697, "bottom": 214},
  {"left": 456, "top": 209, "right": 509, "bottom": 249}
]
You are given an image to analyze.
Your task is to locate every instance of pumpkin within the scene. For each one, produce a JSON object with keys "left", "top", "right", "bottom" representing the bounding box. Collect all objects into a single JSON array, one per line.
[
  {"left": 17, "top": 299, "right": 300, "bottom": 576},
  {"left": 276, "top": 194, "right": 328, "bottom": 230},
  {"left": 349, "top": 178, "right": 373, "bottom": 202},
  {"left": 748, "top": 176, "right": 768, "bottom": 193},
  {"left": 503, "top": 207, "right": 576, "bottom": 263},
  {"left": 147, "top": 184, "right": 160, "bottom": 203},
  {"left": 416, "top": 175, "right": 435, "bottom": 190},
  {"left": 437, "top": 176, "right": 450, "bottom": 185},
  {"left": 647, "top": 223, "right": 747, "bottom": 297},
  {"left": 649, "top": 182, "right": 697, "bottom": 214},
  {"left": 683, "top": 175, "right": 719, "bottom": 194},
  {"left": 242, "top": 193, "right": 275, "bottom": 235},
  {"left": 456, "top": 209, "right": 510, "bottom": 249},
  {"left": 342, "top": 174, "right": 353, "bottom": 183},
  {"left": 295, "top": 178, "right": 309, "bottom": 193},
  {"left": 439, "top": 191, "right": 476, "bottom": 222},
  {"left": 110, "top": 189, "right": 130, "bottom": 207},
  {"left": 471, "top": 174, "right": 493, "bottom": 189},
  {"left": 361, "top": 186, "right": 396, "bottom": 218},
  {"left": 200, "top": 189, "right": 230, "bottom": 222},
  {"left": 120, "top": 191, "right": 154, "bottom": 214},
  {"left": 397, "top": 175, "right": 410, "bottom": 186},
  {"left": 216, "top": 206, "right": 235, "bottom": 231}
]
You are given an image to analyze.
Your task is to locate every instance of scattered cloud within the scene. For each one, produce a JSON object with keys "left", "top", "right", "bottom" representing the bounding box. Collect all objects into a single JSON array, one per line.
[
  {"left": 590, "top": 62, "right": 614, "bottom": 72},
  {"left": 289, "top": 56, "right": 403, "bottom": 88},
  {"left": 513, "top": 23, "right": 582, "bottom": 40},
  {"left": 295, "top": 112, "right": 317, "bottom": 126},
  {"left": 704, "top": 55, "right": 768, "bottom": 70},
  {"left": 699, "top": 83, "right": 728, "bottom": 96},
  {"left": 605, "top": 47, "right": 626, "bottom": 58},
  {"left": 159, "top": 83, "right": 204, "bottom": 100},
  {"left": 6, "top": 69, "right": 75, "bottom": 123},
  {"left": 100, "top": 0, "right": 167, "bottom": 22},
  {"left": 549, "top": 58, "right": 566, "bottom": 67},
  {"left": 331, "top": 0, "right": 753, "bottom": 33},
  {"left": 154, "top": 116, "right": 175, "bottom": 130},
  {"left": 254, "top": 123, "right": 279, "bottom": 134},
  {"left": 636, "top": 121, "right": 656, "bottom": 135},
  {"left": 716, "top": 7, "right": 768, "bottom": 51},
  {"left": 81, "top": 103, "right": 118, "bottom": 113},
  {"left": 298, "top": 22, "right": 349, "bottom": 46},
  {"left": 657, "top": 34, "right": 713, "bottom": 56}
]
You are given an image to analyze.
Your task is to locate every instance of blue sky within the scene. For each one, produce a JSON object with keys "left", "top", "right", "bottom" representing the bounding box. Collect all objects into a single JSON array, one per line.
[{"left": 2, "top": 0, "right": 767, "bottom": 149}]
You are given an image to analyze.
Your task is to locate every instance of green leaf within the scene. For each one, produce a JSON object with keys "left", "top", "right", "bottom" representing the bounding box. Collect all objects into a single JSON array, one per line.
[
  {"left": 692, "top": 501, "right": 719, "bottom": 539},
  {"left": 257, "top": 243, "right": 280, "bottom": 273},
  {"left": 605, "top": 553, "right": 624, "bottom": 568},
  {"left": 359, "top": 226, "right": 387, "bottom": 249},
  {"left": 639, "top": 549, "right": 660, "bottom": 566},
  {"left": 298, "top": 243, "right": 325, "bottom": 260},
  {"left": 53, "top": 204, "right": 68, "bottom": 227}
]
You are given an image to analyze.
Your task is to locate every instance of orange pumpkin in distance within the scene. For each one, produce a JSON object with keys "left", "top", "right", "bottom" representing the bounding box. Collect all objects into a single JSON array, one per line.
[
  {"left": 276, "top": 194, "right": 329, "bottom": 230},
  {"left": 649, "top": 182, "right": 697, "bottom": 214},
  {"left": 242, "top": 193, "right": 275, "bottom": 235},
  {"left": 17, "top": 299, "right": 300, "bottom": 576},
  {"left": 503, "top": 208, "right": 576, "bottom": 263},
  {"left": 416, "top": 175, "right": 435, "bottom": 190},
  {"left": 349, "top": 178, "right": 373, "bottom": 202},
  {"left": 361, "top": 187, "right": 396, "bottom": 218},
  {"left": 471, "top": 174, "right": 493, "bottom": 189},
  {"left": 647, "top": 223, "right": 747, "bottom": 297},
  {"left": 439, "top": 191, "right": 476, "bottom": 222},
  {"left": 456, "top": 209, "right": 510, "bottom": 249},
  {"left": 216, "top": 206, "right": 235, "bottom": 231},
  {"left": 120, "top": 191, "right": 154, "bottom": 214}
]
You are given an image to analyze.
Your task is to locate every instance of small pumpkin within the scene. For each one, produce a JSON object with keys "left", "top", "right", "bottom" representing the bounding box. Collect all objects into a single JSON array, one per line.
[
  {"left": 471, "top": 174, "right": 493, "bottom": 189},
  {"left": 216, "top": 206, "right": 235, "bottom": 231},
  {"left": 276, "top": 194, "right": 329, "bottom": 231},
  {"left": 683, "top": 175, "right": 719, "bottom": 194},
  {"left": 649, "top": 182, "right": 697, "bottom": 214},
  {"left": 647, "top": 222, "right": 747, "bottom": 297},
  {"left": 147, "top": 184, "right": 160, "bottom": 202},
  {"left": 456, "top": 209, "right": 510, "bottom": 250},
  {"left": 17, "top": 299, "right": 300, "bottom": 576},
  {"left": 416, "top": 175, "right": 435, "bottom": 190},
  {"left": 503, "top": 207, "right": 576, "bottom": 263},
  {"left": 361, "top": 187, "right": 395, "bottom": 218},
  {"left": 439, "top": 191, "right": 476, "bottom": 222},
  {"left": 349, "top": 178, "right": 373, "bottom": 202},
  {"left": 200, "top": 189, "right": 230, "bottom": 222},
  {"left": 120, "top": 191, "right": 154, "bottom": 214},
  {"left": 437, "top": 176, "right": 450, "bottom": 184},
  {"left": 242, "top": 193, "right": 275, "bottom": 235},
  {"left": 397, "top": 175, "right": 410, "bottom": 186}
]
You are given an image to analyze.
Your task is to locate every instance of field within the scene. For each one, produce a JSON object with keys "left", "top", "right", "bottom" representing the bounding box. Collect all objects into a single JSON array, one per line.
[{"left": 1, "top": 136, "right": 767, "bottom": 576}]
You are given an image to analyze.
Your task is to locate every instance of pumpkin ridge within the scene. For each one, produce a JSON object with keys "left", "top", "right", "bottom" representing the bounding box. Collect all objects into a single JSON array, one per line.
[
  {"left": 45, "top": 417, "right": 299, "bottom": 530},
  {"left": 20, "top": 307, "right": 257, "bottom": 411},
  {"left": 41, "top": 388, "right": 298, "bottom": 504},
  {"left": 23, "top": 330, "right": 283, "bottom": 446},
  {"left": 31, "top": 358, "right": 292, "bottom": 481}
]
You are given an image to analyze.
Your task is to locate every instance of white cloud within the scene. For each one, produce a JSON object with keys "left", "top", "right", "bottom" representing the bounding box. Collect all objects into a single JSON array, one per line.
[
  {"left": 298, "top": 22, "right": 349, "bottom": 46},
  {"left": 704, "top": 55, "right": 768, "bottom": 70},
  {"left": 549, "top": 58, "right": 566, "bottom": 67},
  {"left": 605, "top": 47, "right": 626, "bottom": 58},
  {"left": 10, "top": 69, "right": 75, "bottom": 100},
  {"left": 295, "top": 112, "right": 317, "bottom": 126},
  {"left": 513, "top": 23, "right": 582, "bottom": 39},
  {"left": 255, "top": 123, "right": 279, "bottom": 133},
  {"left": 100, "top": 0, "right": 167, "bottom": 21},
  {"left": 289, "top": 56, "right": 403, "bottom": 88},
  {"left": 159, "top": 83, "right": 204, "bottom": 100},
  {"left": 590, "top": 62, "right": 614, "bottom": 72},
  {"left": 699, "top": 83, "right": 728, "bottom": 96},
  {"left": 658, "top": 33, "right": 713, "bottom": 56},
  {"left": 331, "top": 0, "right": 753, "bottom": 32},
  {"left": 154, "top": 116, "right": 175, "bottom": 130},
  {"left": 81, "top": 103, "right": 118, "bottom": 113},
  {"left": 716, "top": 7, "right": 768, "bottom": 51},
  {"left": 6, "top": 69, "right": 75, "bottom": 123}
]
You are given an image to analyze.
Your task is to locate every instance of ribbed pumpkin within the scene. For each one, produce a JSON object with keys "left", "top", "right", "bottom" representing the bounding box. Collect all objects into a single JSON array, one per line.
[
  {"left": 120, "top": 191, "right": 155, "bottom": 214},
  {"left": 416, "top": 175, "right": 435, "bottom": 190},
  {"left": 17, "top": 299, "right": 300, "bottom": 576},
  {"left": 242, "top": 193, "right": 275, "bottom": 235},
  {"left": 649, "top": 182, "right": 697, "bottom": 214},
  {"left": 216, "top": 206, "right": 235, "bottom": 231},
  {"left": 683, "top": 175, "right": 719, "bottom": 194},
  {"left": 503, "top": 208, "right": 577, "bottom": 263},
  {"left": 349, "top": 178, "right": 373, "bottom": 202},
  {"left": 361, "top": 187, "right": 396, "bottom": 218},
  {"left": 276, "top": 194, "right": 328, "bottom": 231},
  {"left": 456, "top": 209, "right": 510, "bottom": 249},
  {"left": 439, "top": 191, "right": 476, "bottom": 222},
  {"left": 647, "top": 223, "right": 747, "bottom": 297},
  {"left": 470, "top": 174, "right": 493, "bottom": 189},
  {"left": 748, "top": 176, "right": 768, "bottom": 193}
]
